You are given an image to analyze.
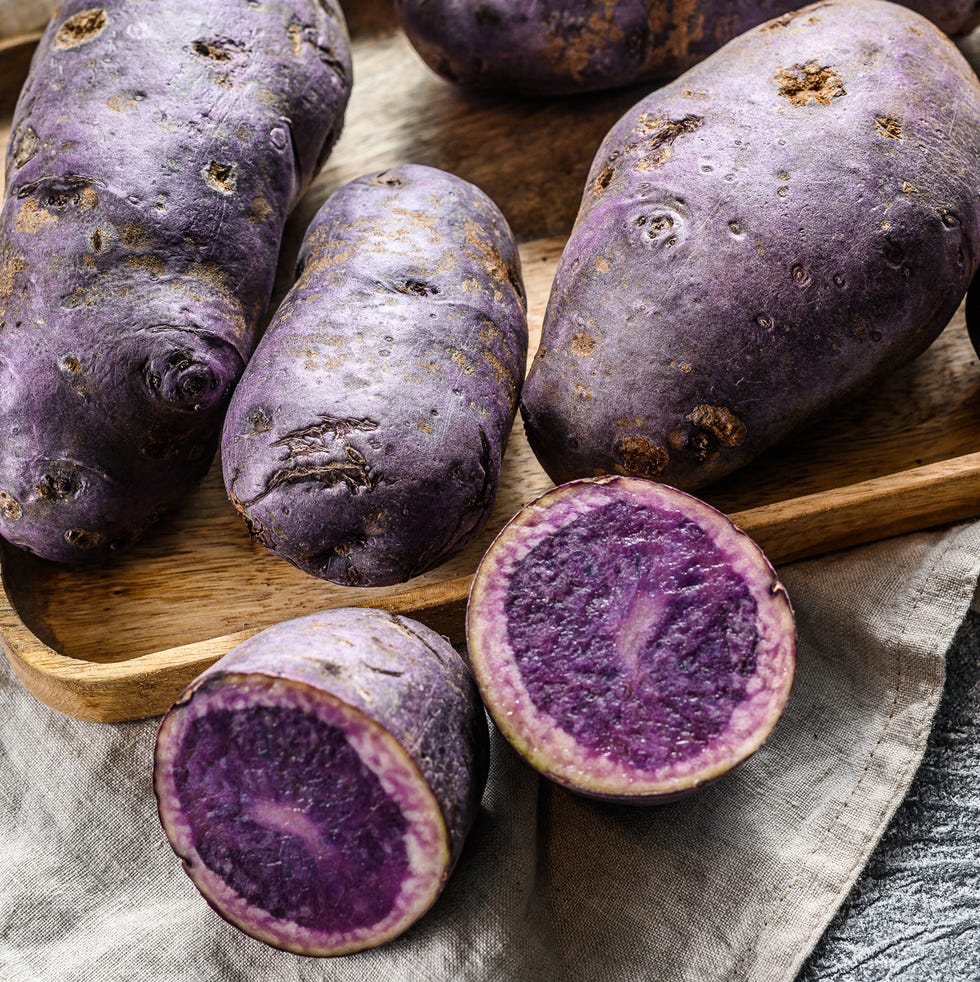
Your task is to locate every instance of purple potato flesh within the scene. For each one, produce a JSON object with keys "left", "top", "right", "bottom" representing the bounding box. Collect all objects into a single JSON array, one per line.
[
  {"left": 221, "top": 164, "right": 528, "bottom": 587},
  {"left": 395, "top": 0, "right": 980, "bottom": 96},
  {"left": 520, "top": 0, "right": 980, "bottom": 490},
  {"left": 154, "top": 607, "right": 489, "bottom": 956},
  {"left": 0, "top": 0, "right": 351, "bottom": 562},
  {"left": 467, "top": 476, "right": 795, "bottom": 802}
]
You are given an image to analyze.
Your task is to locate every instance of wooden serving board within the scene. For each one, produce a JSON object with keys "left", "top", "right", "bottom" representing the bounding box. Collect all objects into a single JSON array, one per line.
[{"left": 2, "top": 5, "right": 980, "bottom": 723}]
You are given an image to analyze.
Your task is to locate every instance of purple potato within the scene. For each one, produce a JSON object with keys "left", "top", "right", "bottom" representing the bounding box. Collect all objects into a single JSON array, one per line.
[
  {"left": 467, "top": 476, "right": 795, "bottom": 802},
  {"left": 0, "top": 0, "right": 352, "bottom": 562},
  {"left": 395, "top": 0, "right": 980, "bottom": 96},
  {"left": 155, "top": 607, "right": 489, "bottom": 956},
  {"left": 222, "top": 164, "right": 528, "bottom": 587},
  {"left": 968, "top": 272, "right": 979, "bottom": 357},
  {"left": 521, "top": 0, "right": 980, "bottom": 489}
]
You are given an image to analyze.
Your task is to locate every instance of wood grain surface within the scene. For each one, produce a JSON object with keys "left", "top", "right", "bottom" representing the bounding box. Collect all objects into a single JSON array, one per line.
[{"left": 2, "top": 6, "right": 980, "bottom": 722}]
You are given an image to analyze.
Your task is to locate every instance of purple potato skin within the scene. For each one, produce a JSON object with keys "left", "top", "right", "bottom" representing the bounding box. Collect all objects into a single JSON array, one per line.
[
  {"left": 968, "top": 272, "right": 979, "bottom": 357},
  {"left": 395, "top": 0, "right": 980, "bottom": 96},
  {"left": 520, "top": 0, "right": 980, "bottom": 490},
  {"left": 0, "top": 1, "right": 351, "bottom": 562},
  {"left": 155, "top": 607, "right": 490, "bottom": 954},
  {"left": 222, "top": 164, "right": 528, "bottom": 587}
]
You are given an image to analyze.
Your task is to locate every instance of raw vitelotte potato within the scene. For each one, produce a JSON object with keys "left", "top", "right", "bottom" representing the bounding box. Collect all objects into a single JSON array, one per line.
[
  {"left": 521, "top": 0, "right": 980, "bottom": 490},
  {"left": 0, "top": 0, "right": 351, "bottom": 561},
  {"left": 222, "top": 165, "right": 528, "bottom": 587},
  {"left": 467, "top": 476, "right": 795, "bottom": 802},
  {"left": 155, "top": 607, "right": 489, "bottom": 955},
  {"left": 395, "top": 0, "right": 980, "bottom": 95}
]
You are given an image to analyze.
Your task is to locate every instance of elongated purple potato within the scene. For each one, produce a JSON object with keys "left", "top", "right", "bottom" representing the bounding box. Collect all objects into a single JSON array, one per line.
[
  {"left": 467, "top": 476, "right": 795, "bottom": 802},
  {"left": 155, "top": 607, "right": 489, "bottom": 956},
  {"left": 0, "top": 0, "right": 351, "bottom": 562},
  {"left": 521, "top": 0, "right": 980, "bottom": 490},
  {"left": 222, "top": 164, "right": 528, "bottom": 587},
  {"left": 395, "top": 0, "right": 980, "bottom": 95}
]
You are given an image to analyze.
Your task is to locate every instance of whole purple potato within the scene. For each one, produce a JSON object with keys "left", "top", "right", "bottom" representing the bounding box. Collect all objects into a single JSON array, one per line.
[
  {"left": 155, "top": 607, "right": 489, "bottom": 955},
  {"left": 0, "top": 0, "right": 351, "bottom": 562},
  {"left": 222, "top": 164, "right": 528, "bottom": 587},
  {"left": 467, "top": 476, "right": 795, "bottom": 802},
  {"left": 521, "top": 0, "right": 980, "bottom": 490},
  {"left": 395, "top": 0, "right": 980, "bottom": 95}
]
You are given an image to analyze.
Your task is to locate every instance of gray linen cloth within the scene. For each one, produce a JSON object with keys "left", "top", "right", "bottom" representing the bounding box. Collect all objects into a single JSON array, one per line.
[
  {"left": 2, "top": 522, "right": 979, "bottom": 981},
  {"left": 800, "top": 607, "right": 980, "bottom": 981}
]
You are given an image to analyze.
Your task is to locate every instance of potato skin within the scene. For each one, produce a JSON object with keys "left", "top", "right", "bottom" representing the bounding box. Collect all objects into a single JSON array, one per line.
[
  {"left": 395, "top": 0, "right": 980, "bottom": 95},
  {"left": 521, "top": 0, "right": 980, "bottom": 490},
  {"left": 221, "top": 165, "right": 528, "bottom": 587},
  {"left": 0, "top": 0, "right": 351, "bottom": 562},
  {"left": 968, "top": 273, "right": 979, "bottom": 357}
]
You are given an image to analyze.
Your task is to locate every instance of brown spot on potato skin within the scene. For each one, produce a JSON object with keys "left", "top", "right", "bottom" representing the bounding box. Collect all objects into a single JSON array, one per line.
[
  {"left": 593, "top": 166, "right": 614, "bottom": 195},
  {"left": 53, "top": 9, "right": 107, "bottom": 50},
  {"left": 64, "top": 527, "right": 104, "bottom": 549},
  {"left": 632, "top": 114, "right": 703, "bottom": 170},
  {"left": 79, "top": 186, "right": 99, "bottom": 212},
  {"left": 542, "top": 1, "right": 625, "bottom": 79},
  {"left": 615, "top": 435, "right": 669, "bottom": 478},
  {"left": 0, "top": 250, "right": 27, "bottom": 301},
  {"left": 287, "top": 22, "right": 304, "bottom": 57},
  {"left": 686, "top": 405, "right": 746, "bottom": 447},
  {"left": 191, "top": 39, "right": 231, "bottom": 61},
  {"left": 875, "top": 116, "right": 902, "bottom": 139},
  {"left": 128, "top": 254, "right": 165, "bottom": 275},
  {"left": 121, "top": 222, "right": 148, "bottom": 249},
  {"left": 249, "top": 197, "right": 273, "bottom": 225},
  {"left": 645, "top": 0, "right": 705, "bottom": 71},
  {"left": 451, "top": 350, "right": 475, "bottom": 375},
  {"left": 0, "top": 491, "right": 22, "bottom": 521},
  {"left": 14, "top": 198, "right": 57, "bottom": 234},
  {"left": 107, "top": 92, "right": 144, "bottom": 113},
  {"left": 204, "top": 161, "right": 237, "bottom": 195},
  {"left": 571, "top": 332, "right": 595, "bottom": 356},
  {"left": 774, "top": 62, "right": 845, "bottom": 106},
  {"left": 13, "top": 128, "right": 39, "bottom": 169}
]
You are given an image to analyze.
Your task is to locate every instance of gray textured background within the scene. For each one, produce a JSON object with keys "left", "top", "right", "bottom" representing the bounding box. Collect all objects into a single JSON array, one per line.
[{"left": 799, "top": 609, "right": 980, "bottom": 980}]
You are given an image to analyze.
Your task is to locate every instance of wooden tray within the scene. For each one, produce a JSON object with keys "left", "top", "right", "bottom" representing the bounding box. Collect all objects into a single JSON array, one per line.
[{"left": 2, "top": 7, "right": 979, "bottom": 723}]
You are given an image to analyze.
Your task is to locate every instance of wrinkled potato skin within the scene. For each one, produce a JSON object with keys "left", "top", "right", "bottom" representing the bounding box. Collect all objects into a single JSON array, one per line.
[
  {"left": 521, "top": 0, "right": 980, "bottom": 489},
  {"left": 222, "top": 165, "right": 528, "bottom": 587},
  {"left": 395, "top": 0, "right": 980, "bottom": 95},
  {"left": 0, "top": 0, "right": 351, "bottom": 562}
]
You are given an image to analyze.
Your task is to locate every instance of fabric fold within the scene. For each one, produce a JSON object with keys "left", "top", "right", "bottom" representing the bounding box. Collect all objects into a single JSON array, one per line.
[{"left": 1, "top": 522, "right": 978, "bottom": 981}]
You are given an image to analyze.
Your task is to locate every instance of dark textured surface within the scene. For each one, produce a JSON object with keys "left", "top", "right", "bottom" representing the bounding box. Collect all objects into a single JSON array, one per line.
[{"left": 798, "top": 607, "right": 980, "bottom": 981}]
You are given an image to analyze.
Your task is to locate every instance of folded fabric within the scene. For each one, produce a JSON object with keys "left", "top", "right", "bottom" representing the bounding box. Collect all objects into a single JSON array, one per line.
[{"left": 1, "top": 521, "right": 978, "bottom": 981}]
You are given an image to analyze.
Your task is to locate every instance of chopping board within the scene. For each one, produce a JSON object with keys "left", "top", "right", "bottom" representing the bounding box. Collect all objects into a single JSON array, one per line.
[{"left": 1, "top": 1, "right": 979, "bottom": 722}]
